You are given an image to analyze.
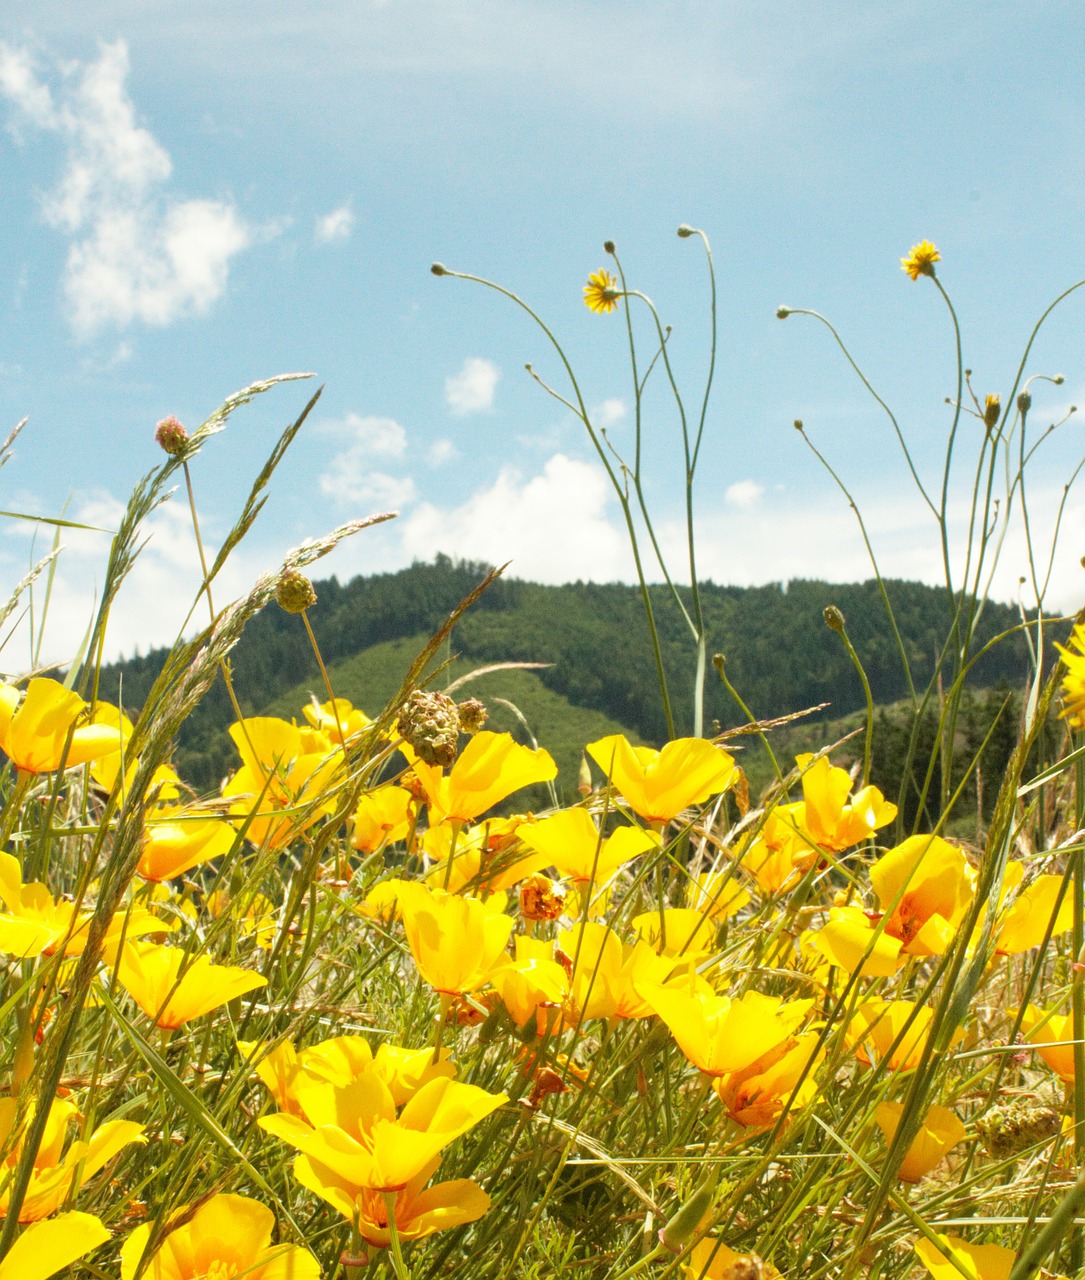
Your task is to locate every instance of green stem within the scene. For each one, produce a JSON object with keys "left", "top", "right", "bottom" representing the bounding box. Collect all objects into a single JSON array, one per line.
[{"left": 382, "top": 1192, "right": 412, "bottom": 1280}]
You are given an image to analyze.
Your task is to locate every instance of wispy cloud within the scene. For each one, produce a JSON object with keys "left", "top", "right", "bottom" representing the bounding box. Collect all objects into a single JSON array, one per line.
[
  {"left": 445, "top": 356, "right": 499, "bottom": 416},
  {"left": 314, "top": 201, "right": 355, "bottom": 244},
  {"left": 0, "top": 39, "right": 252, "bottom": 338},
  {"left": 317, "top": 411, "right": 415, "bottom": 507}
]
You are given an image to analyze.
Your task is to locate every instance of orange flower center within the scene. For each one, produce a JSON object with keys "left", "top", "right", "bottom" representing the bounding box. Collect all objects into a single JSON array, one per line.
[{"left": 199, "top": 1262, "right": 239, "bottom": 1280}]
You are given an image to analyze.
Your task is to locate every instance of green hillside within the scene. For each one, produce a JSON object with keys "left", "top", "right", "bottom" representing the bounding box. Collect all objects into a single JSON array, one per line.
[{"left": 98, "top": 555, "right": 1045, "bottom": 798}]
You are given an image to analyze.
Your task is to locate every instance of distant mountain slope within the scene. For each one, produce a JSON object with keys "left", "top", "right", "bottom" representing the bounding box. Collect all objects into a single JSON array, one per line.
[{"left": 99, "top": 555, "right": 1036, "bottom": 789}]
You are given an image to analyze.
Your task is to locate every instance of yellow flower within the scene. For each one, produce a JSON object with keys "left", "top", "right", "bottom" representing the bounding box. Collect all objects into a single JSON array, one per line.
[
  {"left": 557, "top": 921, "right": 677, "bottom": 1024},
  {"left": 115, "top": 941, "right": 267, "bottom": 1029},
  {"left": 119, "top": 1192, "right": 319, "bottom": 1280},
  {"left": 240, "top": 1035, "right": 455, "bottom": 1116},
  {"left": 492, "top": 935, "right": 569, "bottom": 1028},
  {"left": 681, "top": 1240, "right": 780, "bottom": 1280},
  {"left": 848, "top": 999, "right": 962, "bottom": 1072},
  {"left": 810, "top": 905, "right": 903, "bottom": 978},
  {"left": 410, "top": 731, "right": 556, "bottom": 825},
  {"left": 222, "top": 717, "right": 344, "bottom": 850},
  {"left": 993, "top": 868, "right": 1074, "bottom": 954},
  {"left": 0, "top": 679, "right": 124, "bottom": 774},
  {"left": 517, "top": 808, "right": 659, "bottom": 905},
  {"left": 714, "top": 1030, "right": 823, "bottom": 1131},
  {"left": 259, "top": 1073, "right": 508, "bottom": 1192},
  {"left": 686, "top": 870, "right": 750, "bottom": 922},
  {"left": 780, "top": 754, "right": 897, "bottom": 853},
  {"left": 303, "top": 695, "right": 375, "bottom": 746},
  {"left": 869, "top": 835, "right": 975, "bottom": 956},
  {"left": 0, "top": 1212, "right": 109, "bottom": 1280},
  {"left": 0, "top": 1095, "right": 145, "bottom": 1222},
  {"left": 901, "top": 240, "right": 941, "bottom": 280},
  {"left": 915, "top": 1234, "right": 1016, "bottom": 1280},
  {"left": 1020, "top": 1004, "right": 1076, "bottom": 1083},
  {"left": 138, "top": 809, "right": 237, "bottom": 883},
  {"left": 637, "top": 971, "right": 811, "bottom": 1078},
  {"left": 295, "top": 1151, "right": 491, "bottom": 1248},
  {"left": 400, "top": 885, "right": 514, "bottom": 996},
  {"left": 1056, "top": 621, "right": 1085, "bottom": 730},
  {"left": 352, "top": 784, "right": 415, "bottom": 853},
  {"left": 583, "top": 268, "right": 619, "bottom": 313},
  {"left": 586, "top": 734, "right": 737, "bottom": 824},
  {"left": 630, "top": 908, "right": 718, "bottom": 958},
  {"left": 875, "top": 1102, "right": 967, "bottom": 1182},
  {"left": 0, "top": 852, "right": 172, "bottom": 960}
]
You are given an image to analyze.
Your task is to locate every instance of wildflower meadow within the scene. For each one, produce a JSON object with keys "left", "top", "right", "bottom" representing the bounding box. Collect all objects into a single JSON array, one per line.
[{"left": 1, "top": 233, "right": 1085, "bottom": 1280}]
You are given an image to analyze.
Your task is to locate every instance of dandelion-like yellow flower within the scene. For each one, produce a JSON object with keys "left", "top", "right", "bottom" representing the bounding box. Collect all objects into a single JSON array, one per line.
[
  {"left": 583, "top": 268, "right": 620, "bottom": 314},
  {"left": 901, "top": 240, "right": 941, "bottom": 280},
  {"left": 1056, "top": 621, "right": 1085, "bottom": 730}
]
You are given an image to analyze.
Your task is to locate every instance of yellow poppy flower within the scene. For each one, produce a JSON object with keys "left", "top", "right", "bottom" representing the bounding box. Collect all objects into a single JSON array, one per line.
[
  {"left": 637, "top": 971, "right": 812, "bottom": 1078},
  {"left": 240, "top": 1035, "right": 454, "bottom": 1116},
  {"left": 119, "top": 1192, "right": 319, "bottom": 1280},
  {"left": 259, "top": 1073, "right": 507, "bottom": 1192},
  {"left": 869, "top": 835, "right": 975, "bottom": 956},
  {"left": 410, "top": 731, "right": 556, "bottom": 825},
  {"left": 1020, "top": 1004, "right": 1076, "bottom": 1083},
  {"left": 875, "top": 1102, "right": 967, "bottom": 1182},
  {"left": 0, "top": 678, "right": 124, "bottom": 774},
  {"left": 848, "top": 999, "right": 962, "bottom": 1072},
  {"left": 352, "top": 784, "right": 415, "bottom": 853},
  {"left": 492, "top": 935, "right": 569, "bottom": 1028},
  {"left": 0, "top": 852, "right": 172, "bottom": 960},
  {"left": 0, "top": 1095, "right": 145, "bottom": 1222},
  {"left": 115, "top": 941, "right": 267, "bottom": 1029},
  {"left": 303, "top": 695, "right": 375, "bottom": 745},
  {"left": 583, "top": 268, "right": 620, "bottom": 314},
  {"left": 780, "top": 754, "right": 897, "bottom": 852},
  {"left": 993, "top": 870, "right": 1074, "bottom": 954},
  {"left": 630, "top": 908, "right": 718, "bottom": 958},
  {"left": 295, "top": 1150, "right": 491, "bottom": 1247},
  {"left": 517, "top": 808, "right": 659, "bottom": 904},
  {"left": 138, "top": 809, "right": 237, "bottom": 882},
  {"left": 0, "top": 1212, "right": 109, "bottom": 1280},
  {"left": 901, "top": 240, "right": 941, "bottom": 281},
  {"left": 586, "top": 735, "right": 737, "bottom": 824},
  {"left": 556, "top": 921, "right": 677, "bottom": 1025},
  {"left": 714, "top": 1029, "right": 823, "bottom": 1131},
  {"left": 810, "top": 905, "right": 903, "bottom": 978},
  {"left": 400, "top": 885, "right": 514, "bottom": 996},
  {"left": 686, "top": 870, "right": 750, "bottom": 922},
  {"left": 1056, "top": 621, "right": 1085, "bottom": 730},
  {"left": 915, "top": 1234, "right": 1015, "bottom": 1280},
  {"left": 222, "top": 717, "right": 344, "bottom": 850},
  {"left": 681, "top": 1240, "right": 780, "bottom": 1280}
]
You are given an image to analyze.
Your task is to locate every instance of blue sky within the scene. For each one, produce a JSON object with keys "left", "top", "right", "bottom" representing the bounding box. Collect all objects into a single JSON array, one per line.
[{"left": 0, "top": 0, "right": 1083, "bottom": 665}]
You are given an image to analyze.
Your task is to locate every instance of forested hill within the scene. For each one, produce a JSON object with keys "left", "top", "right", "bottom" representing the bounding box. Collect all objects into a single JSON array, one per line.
[{"left": 99, "top": 556, "right": 1036, "bottom": 787}]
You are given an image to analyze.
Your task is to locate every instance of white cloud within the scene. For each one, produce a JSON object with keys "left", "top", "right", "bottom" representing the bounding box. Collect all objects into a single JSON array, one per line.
[
  {"left": 320, "top": 412, "right": 407, "bottom": 459},
  {"left": 429, "top": 438, "right": 458, "bottom": 466},
  {"left": 445, "top": 357, "right": 499, "bottom": 416},
  {"left": 314, "top": 202, "right": 355, "bottom": 244},
  {"left": 317, "top": 413, "right": 415, "bottom": 507},
  {"left": 401, "top": 453, "right": 631, "bottom": 581},
  {"left": 724, "top": 479, "right": 764, "bottom": 509},
  {"left": 0, "top": 39, "right": 252, "bottom": 337},
  {"left": 597, "top": 398, "right": 626, "bottom": 427}
]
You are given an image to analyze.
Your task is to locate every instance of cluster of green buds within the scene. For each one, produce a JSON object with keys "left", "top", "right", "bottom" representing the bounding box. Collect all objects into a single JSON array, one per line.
[
  {"left": 398, "top": 690, "right": 489, "bottom": 767},
  {"left": 975, "top": 1101, "right": 1061, "bottom": 1160}
]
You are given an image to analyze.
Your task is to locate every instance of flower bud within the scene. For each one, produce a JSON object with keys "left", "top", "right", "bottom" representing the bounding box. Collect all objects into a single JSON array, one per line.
[
  {"left": 823, "top": 605, "right": 846, "bottom": 634},
  {"left": 276, "top": 568, "right": 317, "bottom": 613},
  {"left": 154, "top": 415, "right": 189, "bottom": 456},
  {"left": 983, "top": 393, "right": 1001, "bottom": 429},
  {"left": 776, "top": 306, "right": 791, "bottom": 319},
  {"left": 677, "top": 224, "right": 694, "bottom": 238},
  {"left": 1017, "top": 390, "right": 1032, "bottom": 415},
  {"left": 975, "top": 1101, "right": 1061, "bottom": 1159},
  {"left": 577, "top": 752, "right": 592, "bottom": 797},
  {"left": 430, "top": 262, "right": 447, "bottom": 276},
  {"left": 603, "top": 240, "right": 616, "bottom": 254},
  {"left": 793, "top": 419, "right": 803, "bottom": 430},
  {"left": 1054, "top": 373, "right": 1065, "bottom": 384},
  {"left": 659, "top": 1183, "right": 714, "bottom": 1252}
]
